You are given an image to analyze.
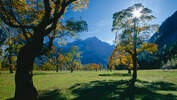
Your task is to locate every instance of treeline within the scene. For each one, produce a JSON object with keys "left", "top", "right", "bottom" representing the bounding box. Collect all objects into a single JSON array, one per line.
[
  {"left": 0, "top": 61, "right": 103, "bottom": 72},
  {"left": 0, "top": 45, "right": 103, "bottom": 72},
  {"left": 32, "top": 63, "right": 102, "bottom": 72},
  {"left": 138, "top": 40, "right": 177, "bottom": 69}
]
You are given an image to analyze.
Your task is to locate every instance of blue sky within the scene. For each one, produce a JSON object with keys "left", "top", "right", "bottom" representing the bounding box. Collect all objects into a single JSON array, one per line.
[{"left": 65, "top": 0, "right": 177, "bottom": 44}]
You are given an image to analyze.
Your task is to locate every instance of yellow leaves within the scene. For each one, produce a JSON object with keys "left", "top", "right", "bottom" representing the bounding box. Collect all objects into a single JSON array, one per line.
[
  {"left": 18, "top": 34, "right": 25, "bottom": 40},
  {"left": 17, "top": 44, "right": 23, "bottom": 52},
  {"left": 11, "top": 0, "right": 28, "bottom": 12},
  {"left": 58, "top": 54, "right": 64, "bottom": 62},
  {"left": 72, "top": 0, "right": 88, "bottom": 11},
  {"left": 57, "top": 22, "right": 64, "bottom": 32},
  {"left": 35, "top": 10, "right": 45, "bottom": 23},
  {"left": 116, "top": 53, "right": 132, "bottom": 67},
  {"left": 138, "top": 43, "right": 158, "bottom": 54},
  {"left": 38, "top": 10, "right": 45, "bottom": 17},
  {"left": 30, "top": 4, "right": 35, "bottom": 8},
  {"left": 129, "top": 63, "right": 133, "bottom": 67},
  {"left": 84, "top": 63, "right": 100, "bottom": 70},
  {"left": 26, "top": 33, "right": 31, "bottom": 38},
  {"left": 148, "top": 43, "right": 158, "bottom": 53},
  {"left": 8, "top": 40, "right": 13, "bottom": 46},
  {"left": 109, "top": 43, "right": 134, "bottom": 69},
  {"left": 108, "top": 57, "right": 114, "bottom": 65},
  {"left": 11, "top": 56, "right": 17, "bottom": 62},
  {"left": 17, "top": 44, "right": 23, "bottom": 49},
  {"left": 2, "top": 0, "right": 88, "bottom": 35}
]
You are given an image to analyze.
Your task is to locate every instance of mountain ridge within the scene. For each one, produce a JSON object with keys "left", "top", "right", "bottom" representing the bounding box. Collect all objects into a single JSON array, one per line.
[
  {"left": 54, "top": 36, "right": 114, "bottom": 67},
  {"left": 150, "top": 11, "right": 177, "bottom": 48}
]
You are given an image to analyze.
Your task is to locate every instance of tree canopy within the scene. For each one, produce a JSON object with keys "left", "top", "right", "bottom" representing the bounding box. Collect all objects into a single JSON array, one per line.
[{"left": 110, "top": 3, "right": 159, "bottom": 85}]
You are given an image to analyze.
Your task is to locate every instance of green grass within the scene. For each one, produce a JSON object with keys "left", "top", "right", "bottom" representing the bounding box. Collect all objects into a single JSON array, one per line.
[{"left": 0, "top": 70, "right": 177, "bottom": 100}]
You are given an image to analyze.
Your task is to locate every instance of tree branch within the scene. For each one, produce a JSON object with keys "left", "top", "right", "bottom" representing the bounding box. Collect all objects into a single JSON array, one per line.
[
  {"left": 126, "top": 49, "right": 133, "bottom": 55},
  {"left": 38, "top": 0, "right": 52, "bottom": 28},
  {"left": 0, "top": 1, "right": 20, "bottom": 28},
  {"left": 44, "top": 0, "right": 76, "bottom": 35},
  {"left": 0, "top": 1, "right": 34, "bottom": 29}
]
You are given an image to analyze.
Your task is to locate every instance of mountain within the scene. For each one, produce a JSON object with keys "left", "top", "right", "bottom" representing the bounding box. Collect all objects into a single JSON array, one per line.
[
  {"left": 144, "top": 11, "right": 177, "bottom": 68},
  {"left": 55, "top": 37, "right": 114, "bottom": 67},
  {"left": 150, "top": 11, "right": 177, "bottom": 48}
]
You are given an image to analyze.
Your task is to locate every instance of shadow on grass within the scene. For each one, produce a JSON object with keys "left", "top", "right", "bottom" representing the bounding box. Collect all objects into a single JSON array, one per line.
[
  {"left": 39, "top": 89, "right": 67, "bottom": 100},
  {"left": 98, "top": 73, "right": 131, "bottom": 77},
  {"left": 6, "top": 89, "right": 66, "bottom": 100},
  {"left": 70, "top": 79, "right": 177, "bottom": 100},
  {"left": 6, "top": 80, "right": 177, "bottom": 100}
]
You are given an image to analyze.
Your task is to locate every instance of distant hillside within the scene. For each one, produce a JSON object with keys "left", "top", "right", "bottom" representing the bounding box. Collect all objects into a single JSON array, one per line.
[
  {"left": 150, "top": 11, "right": 177, "bottom": 48},
  {"left": 54, "top": 37, "right": 114, "bottom": 67},
  {"left": 144, "top": 11, "right": 177, "bottom": 68}
]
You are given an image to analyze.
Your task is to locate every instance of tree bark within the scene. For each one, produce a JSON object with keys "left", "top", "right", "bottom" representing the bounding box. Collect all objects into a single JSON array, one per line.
[
  {"left": 14, "top": 33, "right": 44, "bottom": 100},
  {"left": 70, "top": 67, "right": 74, "bottom": 73},
  {"left": 128, "top": 68, "right": 131, "bottom": 74},
  {"left": 130, "top": 54, "right": 137, "bottom": 87},
  {"left": 9, "top": 64, "right": 13, "bottom": 73},
  {"left": 56, "top": 64, "right": 59, "bottom": 72},
  {"left": 132, "top": 55, "right": 137, "bottom": 78},
  {"left": 130, "top": 19, "right": 138, "bottom": 87}
]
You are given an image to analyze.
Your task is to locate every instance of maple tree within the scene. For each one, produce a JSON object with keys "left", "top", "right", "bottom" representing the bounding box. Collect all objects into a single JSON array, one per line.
[
  {"left": 47, "top": 46, "right": 66, "bottom": 72},
  {"left": 108, "top": 44, "right": 133, "bottom": 73},
  {"left": 0, "top": 24, "right": 21, "bottom": 73},
  {"left": 64, "top": 46, "right": 81, "bottom": 72},
  {"left": 57, "top": 53, "right": 66, "bottom": 71},
  {"left": 0, "top": 0, "right": 88, "bottom": 99},
  {"left": 112, "top": 3, "right": 158, "bottom": 86},
  {"left": 83, "top": 63, "right": 101, "bottom": 71}
]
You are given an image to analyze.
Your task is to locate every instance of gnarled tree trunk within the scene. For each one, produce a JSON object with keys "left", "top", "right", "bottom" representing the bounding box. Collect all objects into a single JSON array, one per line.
[{"left": 14, "top": 33, "right": 44, "bottom": 100}]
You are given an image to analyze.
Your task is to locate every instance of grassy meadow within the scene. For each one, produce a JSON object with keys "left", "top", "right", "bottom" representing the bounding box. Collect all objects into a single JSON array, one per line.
[{"left": 0, "top": 70, "right": 177, "bottom": 100}]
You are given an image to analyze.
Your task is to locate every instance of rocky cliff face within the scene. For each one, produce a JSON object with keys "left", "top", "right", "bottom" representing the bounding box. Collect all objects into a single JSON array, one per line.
[
  {"left": 150, "top": 11, "right": 177, "bottom": 48},
  {"left": 144, "top": 11, "right": 177, "bottom": 68}
]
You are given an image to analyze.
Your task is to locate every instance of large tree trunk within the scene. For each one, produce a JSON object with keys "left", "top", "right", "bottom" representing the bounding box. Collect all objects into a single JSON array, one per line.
[
  {"left": 130, "top": 54, "right": 137, "bottom": 87},
  {"left": 130, "top": 20, "right": 138, "bottom": 87},
  {"left": 14, "top": 33, "right": 44, "bottom": 100}
]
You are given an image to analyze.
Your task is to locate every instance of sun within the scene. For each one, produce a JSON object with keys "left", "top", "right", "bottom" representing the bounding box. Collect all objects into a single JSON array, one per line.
[{"left": 132, "top": 8, "right": 142, "bottom": 18}]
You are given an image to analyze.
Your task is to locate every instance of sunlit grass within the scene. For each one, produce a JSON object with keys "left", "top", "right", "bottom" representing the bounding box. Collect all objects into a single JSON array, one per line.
[{"left": 0, "top": 70, "right": 177, "bottom": 100}]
